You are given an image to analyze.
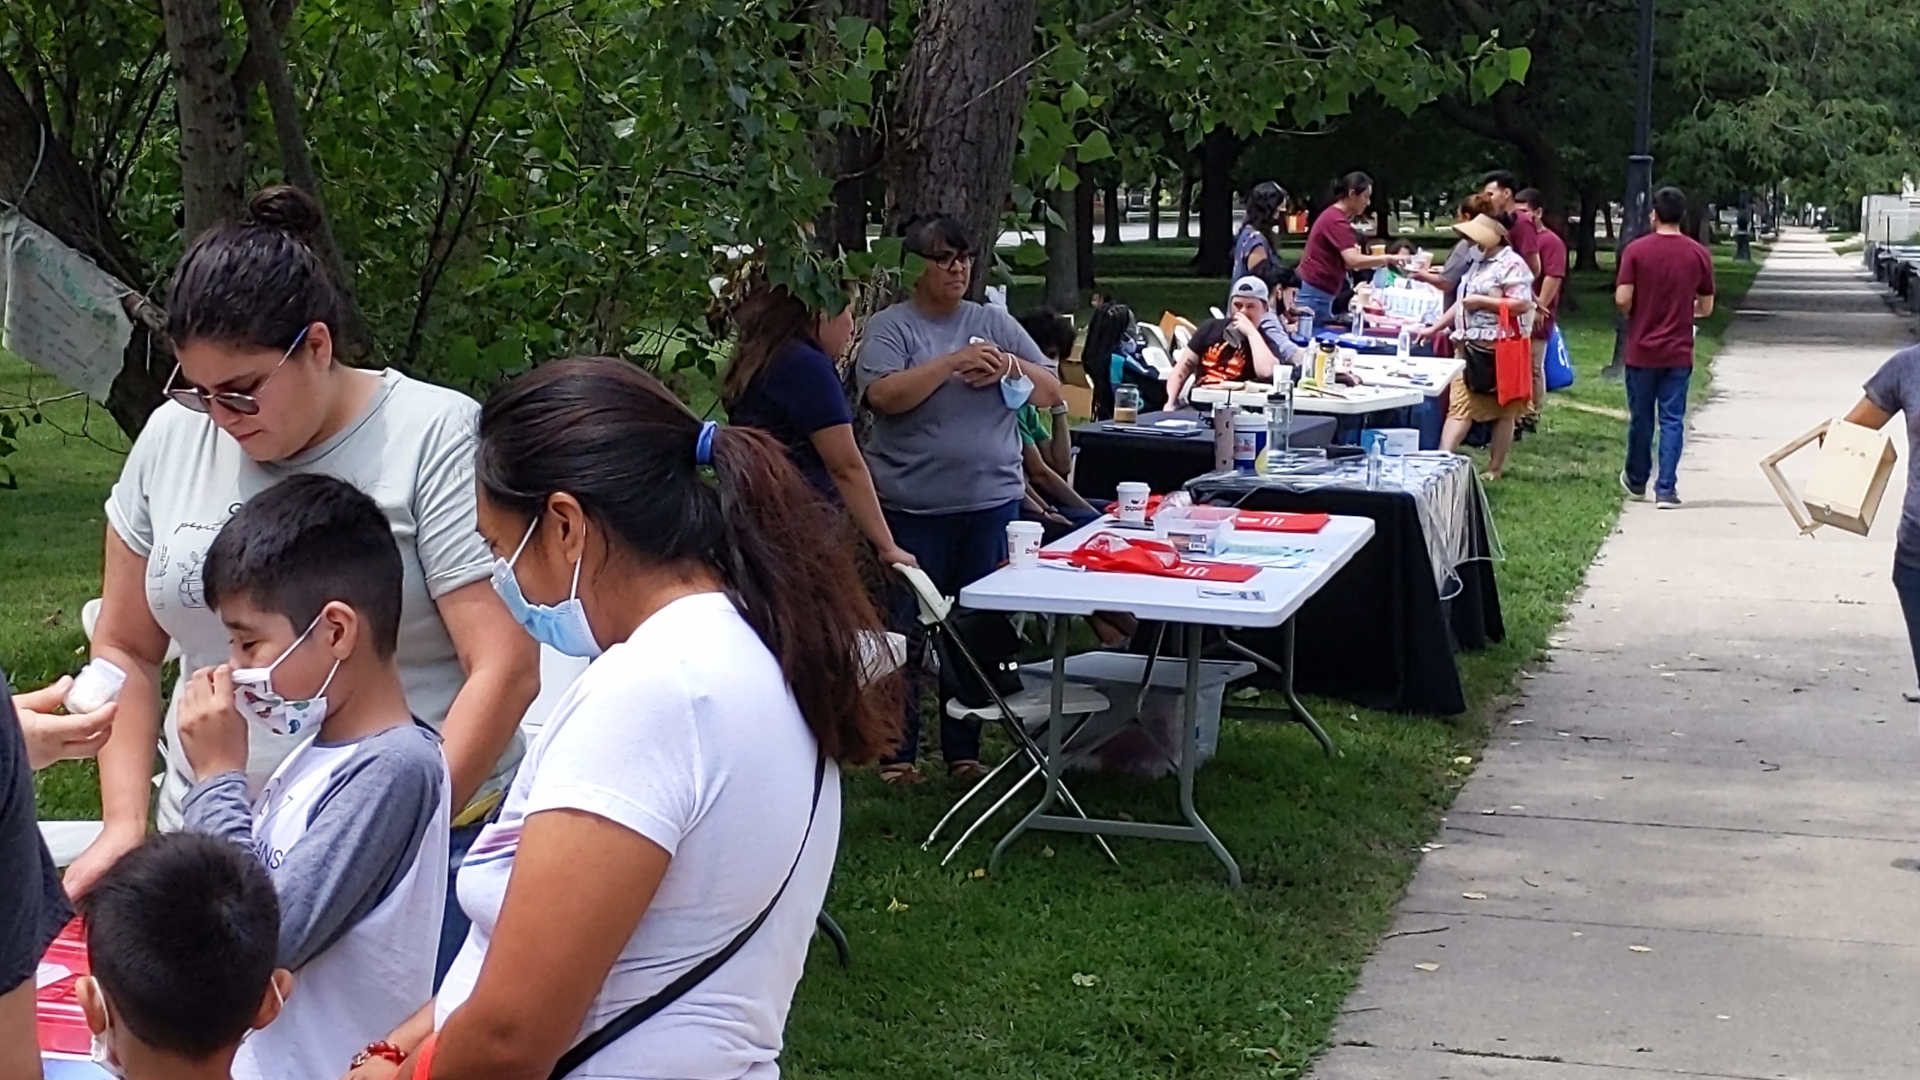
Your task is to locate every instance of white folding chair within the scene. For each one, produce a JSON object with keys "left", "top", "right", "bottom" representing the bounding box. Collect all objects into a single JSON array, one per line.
[
  {"left": 1141, "top": 344, "right": 1173, "bottom": 375},
  {"left": 1210, "top": 306, "right": 1226, "bottom": 321},
  {"left": 892, "top": 565, "right": 1117, "bottom": 865},
  {"left": 1137, "top": 322, "right": 1170, "bottom": 355}
]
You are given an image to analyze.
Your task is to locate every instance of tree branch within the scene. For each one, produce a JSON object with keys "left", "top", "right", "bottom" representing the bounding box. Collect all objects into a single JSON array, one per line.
[
  {"left": 231, "top": 0, "right": 300, "bottom": 105},
  {"left": 400, "top": 0, "right": 541, "bottom": 370}
]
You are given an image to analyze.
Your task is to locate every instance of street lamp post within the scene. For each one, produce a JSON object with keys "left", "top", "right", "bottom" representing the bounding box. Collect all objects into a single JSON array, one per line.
[{"left": 1604, "top": 0, "right": 1657, "bottom": 380}]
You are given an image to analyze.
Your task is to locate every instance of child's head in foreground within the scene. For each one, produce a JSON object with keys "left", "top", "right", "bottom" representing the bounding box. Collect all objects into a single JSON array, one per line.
[
  {"left": 202, "top": 473, "right": 404, "bottom": 722},
  {"left": 76, "top": 832, "right": 289, "bottom": 1073}
]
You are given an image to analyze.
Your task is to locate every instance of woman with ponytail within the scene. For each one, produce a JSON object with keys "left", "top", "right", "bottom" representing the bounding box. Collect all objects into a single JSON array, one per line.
[
  {"left": 70, "top": 186, "right": 536, "bottom": 983},
  {"left": 345, "top": 358, "right": 898, "bottom": 1080}
]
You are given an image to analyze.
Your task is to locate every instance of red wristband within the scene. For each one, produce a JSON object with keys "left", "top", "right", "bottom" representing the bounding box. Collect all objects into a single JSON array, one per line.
[{"left": 351, "top": 1042, "right": 409, "bottom": 1069}]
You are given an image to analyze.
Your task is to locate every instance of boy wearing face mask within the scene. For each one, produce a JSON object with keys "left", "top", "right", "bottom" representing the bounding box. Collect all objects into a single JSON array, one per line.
[
  {"left": 175, "top": 474, "right": 450, "bottom": 1080},
  {"left": 73, "top": 832, "right": 291, "bottom": 1080}
]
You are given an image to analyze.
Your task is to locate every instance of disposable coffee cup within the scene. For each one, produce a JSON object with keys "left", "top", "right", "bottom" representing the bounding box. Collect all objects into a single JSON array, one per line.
[
  {"left": 1006, "top": 520, "right": 1045, "bottom": 568},
  {"left": 1116, "top": 481, "right": 1151, "bottom": 526},
  {"left": 65, "top": 657, "right": 127, "bottom": 715}
]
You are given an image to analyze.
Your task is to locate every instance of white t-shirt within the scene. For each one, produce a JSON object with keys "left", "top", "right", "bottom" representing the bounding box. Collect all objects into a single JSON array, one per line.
[
  {"left": 104, "top": 369, "right": 521, "bottom": 827},
  {"left": 437, "top": 592, "right": 839, "bottom": 1080}
]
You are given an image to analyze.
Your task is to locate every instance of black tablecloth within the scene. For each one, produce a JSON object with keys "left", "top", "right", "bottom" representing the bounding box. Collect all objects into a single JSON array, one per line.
[
  {"left": 1073, "top": 411, "right": 1337, "bottom": 500},
  {"left": 1184, "top": 477, "right": 1504, "bottom": 716}
]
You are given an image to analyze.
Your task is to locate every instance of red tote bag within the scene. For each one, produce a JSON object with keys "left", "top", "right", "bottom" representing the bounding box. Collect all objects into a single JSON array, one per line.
[{"left": 1494, "top": 300, "right": 1532, "bottom": 407}]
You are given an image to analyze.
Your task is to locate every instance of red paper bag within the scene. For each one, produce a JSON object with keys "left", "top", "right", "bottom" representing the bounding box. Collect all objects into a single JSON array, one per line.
[
  {"left": 1235, "top": 511, "right": 1329, "bottom": 533},
  {"left": 1043, "top": 533, "right": 1260, "bottom": 582},
  {"left": 1495, "top": 300, "right": 1532, "bottom": 407}
]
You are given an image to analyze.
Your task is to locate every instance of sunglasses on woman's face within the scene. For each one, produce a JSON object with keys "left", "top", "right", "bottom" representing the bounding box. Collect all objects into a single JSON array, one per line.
[
  {"left": 164, "top": 328, "right": 309, "bottom": 416},
  {"left": 921, "top": 250, "right": 973, "bottom": 273}
]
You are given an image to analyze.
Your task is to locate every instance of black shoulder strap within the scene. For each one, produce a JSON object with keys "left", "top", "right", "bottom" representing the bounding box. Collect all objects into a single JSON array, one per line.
[{"left": 547, "top": 753, "right": 827, "bottom": 1080}]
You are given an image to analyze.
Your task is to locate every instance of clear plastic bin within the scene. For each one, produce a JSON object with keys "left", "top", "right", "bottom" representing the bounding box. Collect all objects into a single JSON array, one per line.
[{"left": 1018, "top": 653, "right": 1254, "bottom": 778}]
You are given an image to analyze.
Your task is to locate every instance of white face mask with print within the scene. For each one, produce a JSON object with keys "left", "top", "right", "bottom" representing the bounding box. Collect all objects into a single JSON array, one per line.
[
  {"left": 230, "top": 614, "right": 340, "bottom": 738},
  {"left": 87, "top": 975, "right": 285, "bottom": 1077}
]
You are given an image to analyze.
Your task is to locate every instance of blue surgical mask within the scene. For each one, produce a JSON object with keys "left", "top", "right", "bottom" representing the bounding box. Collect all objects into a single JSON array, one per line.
[
  {"left": 999, "top": 356, "right": 1034, "bottom": 410},
  {"left": 491, "top": 517, "right": 603, "bottom": 659}
]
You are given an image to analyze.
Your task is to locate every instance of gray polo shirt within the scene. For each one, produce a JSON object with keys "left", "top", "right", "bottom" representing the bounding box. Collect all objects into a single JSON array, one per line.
[{"left": 854, "top": 300, "right": 1055, "bottom": 515}]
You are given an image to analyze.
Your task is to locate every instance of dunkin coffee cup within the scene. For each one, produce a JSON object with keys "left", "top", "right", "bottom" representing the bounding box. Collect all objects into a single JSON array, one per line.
[
  {"left": 1115, "top": 481, "right": 1151, "bottom": 526},
  {"left": 1006, "top": 520, "right": 1045, "bottom": 568}
]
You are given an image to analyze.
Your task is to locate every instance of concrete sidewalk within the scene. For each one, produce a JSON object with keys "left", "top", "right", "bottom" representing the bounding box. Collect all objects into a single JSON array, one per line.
[{"left": 1314, "top": 229, "right": 1920, "bottom": 1079}]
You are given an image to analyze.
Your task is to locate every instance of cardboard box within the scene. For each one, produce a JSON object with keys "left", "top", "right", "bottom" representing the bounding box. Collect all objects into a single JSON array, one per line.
[{"left": 1759, "top": 418, "right": 1899, "bottom": 536}]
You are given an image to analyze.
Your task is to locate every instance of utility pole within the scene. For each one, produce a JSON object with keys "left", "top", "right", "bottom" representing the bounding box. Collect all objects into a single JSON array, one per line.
[{"left": 1605, "top": 0, "right": 1656, "bottom": 380}]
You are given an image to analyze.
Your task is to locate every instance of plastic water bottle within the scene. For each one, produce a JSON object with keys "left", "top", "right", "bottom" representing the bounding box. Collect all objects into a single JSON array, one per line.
[
  {"left": 1298, "top": 310, "right": 1314, "bottom": 344},
  {"left": 1365, "top": 435, "right": 1384, "bottom": 489},
  {"left": 1265, "top": 373, "right": 1293, "bottom": 471},
  {"left": 1396, "top": 325, "right": 1412, "bottom": 360}
]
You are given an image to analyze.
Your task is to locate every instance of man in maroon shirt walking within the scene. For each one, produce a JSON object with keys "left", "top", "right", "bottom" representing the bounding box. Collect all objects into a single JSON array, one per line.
[{"left": 1616, "top": 186, "right": 1716, "bottom": 508}]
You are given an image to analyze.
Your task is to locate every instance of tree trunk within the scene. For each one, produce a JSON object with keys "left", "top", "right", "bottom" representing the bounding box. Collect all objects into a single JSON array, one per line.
[
  {"left": 0, "top": 68, "right": 168, "bottom": 435},
  {"left": 1194, "top": 129, "right": 1239, "bottom": 277},
  {"left": 883, "top": 0, "right": 1038, "bottom": 297},
  {"left": 1603, "top": 201, "right": 1615, "bottom": 241},
  {"left": 1176, "top": 173, "right": 1192, "bottom": 240},
  {"left": 1044, "top": 176, "right": 1077, "bottom": 312},
  {"left": 1373, "top": 188, "right": 1392, "bottom": 239},
  {"left": 1147, "top": 179, "right": 1160, "bottom": 241},
  {"left": 811, "top": 0, "right": 887, "bottom": 256},
  {"left": 161, "top": 0, "right": 246, "bottom": 240},
  {"left": 1574, "top": 184, "right": 1600, "bottom": 271},
  {"left": 1102, "top": 181, "right": 1122, "bottom": 245},
  {"left": 1075, "top": 179, "right": 1095, "bottom": 290},
  {"left": 236, "top": 0, "right": 371, "bottom": 355}
]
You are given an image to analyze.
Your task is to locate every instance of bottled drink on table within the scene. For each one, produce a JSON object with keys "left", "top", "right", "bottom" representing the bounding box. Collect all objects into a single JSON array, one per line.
[
  {"left": 1298, "top": 310, "right": 1314, "bottom": 344},
  {"left": 1264, "top": 371, "right": 1294, "bottom": 472},
  {"left": 1365, "top": 435, "right": 1384, "bottom": 490},
  {"left": 1396, "top": 326, "right": 1412, "bottom": 360},
  {"left": 1113, "top": 384, "right": 1141, "bottom": 424}
]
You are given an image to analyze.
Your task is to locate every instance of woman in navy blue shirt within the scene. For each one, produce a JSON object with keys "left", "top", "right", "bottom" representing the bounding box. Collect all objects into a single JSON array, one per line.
[{"left": 723, "top": 281, "right": 917, "bottom": 570}]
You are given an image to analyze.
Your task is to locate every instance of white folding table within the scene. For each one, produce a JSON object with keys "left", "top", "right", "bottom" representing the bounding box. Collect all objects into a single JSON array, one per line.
[
  {"left": 960, "top": 514, "right": 1376, "bottom": 886},
  {"left": 1290, "top": 383, "right": 1425, "bottom": 416},
  {"left": 1346, "top": 354, "right": 1465, "bottom": 399}
]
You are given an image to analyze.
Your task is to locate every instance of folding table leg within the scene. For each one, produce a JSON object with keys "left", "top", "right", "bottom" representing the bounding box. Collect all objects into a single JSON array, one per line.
[
  {"left": 1178, "top": 624, "right": 1241, "bottom": 888},
  {"left": 1221, "top": 620, "right": 1336, "bottom": 757}
]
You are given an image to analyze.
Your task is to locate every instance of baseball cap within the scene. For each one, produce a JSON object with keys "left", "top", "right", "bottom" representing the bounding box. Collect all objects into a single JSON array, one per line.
[{"left": 1229, "top": 276, "right": 1270, "bottom": 303}]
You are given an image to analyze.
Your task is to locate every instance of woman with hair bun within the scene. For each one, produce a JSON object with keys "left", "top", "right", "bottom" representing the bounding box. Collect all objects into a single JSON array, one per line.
[{"left": 67, "top": 186, "right": 537, "bottom": 986}]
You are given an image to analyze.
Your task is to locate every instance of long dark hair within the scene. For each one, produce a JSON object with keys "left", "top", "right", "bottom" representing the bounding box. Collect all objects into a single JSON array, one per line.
[
  {"left": 476, "top": 358, "right": 900, "bottom": 764},
  {"left": 167, "top": 186, "right": 342, "bottom": 351},
  {"left": 720, "top": 281, "right": 816, "bottom": 412},
  {"left": 1243, "top": 181, "right": 1287, "bottom": 243},
  {"left": 1333, "top": 171, "right": 1373, "bottom": 202},
  {"left": 1080, "top": 302, "right": 1135, "bottom": 418}
]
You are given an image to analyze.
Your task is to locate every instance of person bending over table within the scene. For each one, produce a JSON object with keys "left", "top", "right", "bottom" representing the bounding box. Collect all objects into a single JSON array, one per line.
[
  {"left": 1164, "top": 276, "right": 1306, "bottom": 405},
  {"left": 1418, "top": 211, "right": 1536, "bottom": 480},
  {"left": 1414, "top": 195, "right": 1495, "bottom": 307},
  {"left": 65, "top": 186, "right": 538, "bottom": 994},
  {"left": 721, "top": 277, "right": 917, "bottom": 570},
  {"left": 340, "top": 358, "right": 898, "bottom": 1080},
  {"left": 1295, "top": 171, "right": 1410, "bottom": 324},
  {"left": 855, "top": 213, "right": 1062, "bottom": 785}
]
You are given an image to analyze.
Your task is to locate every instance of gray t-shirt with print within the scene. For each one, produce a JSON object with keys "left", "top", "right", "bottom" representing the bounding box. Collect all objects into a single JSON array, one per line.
[
  {"left": 854, "top": 300, "right": 1056, "bottom": 515},
  {"left": 106, "top": 369, "right": 521, "bottom": 829},
  {"left": 1864, "top": 345, "right": 1920, "bottom": 563}
]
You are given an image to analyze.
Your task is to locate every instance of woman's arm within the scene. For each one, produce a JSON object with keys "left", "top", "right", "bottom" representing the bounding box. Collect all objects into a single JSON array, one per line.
[
  {"left": 1164, "top": 350, "right": 1196, "bottom": 405},
  {"left": 395, "top": 809, "right": 671, "bottom": 1080},
  {"left": 1340, "top": 246, "right": 1401, "bottom": 272},
  {"left": 1023, "top": 446, "right": 1092, "bottom": 512},
  {"left": 62, "top": 528, "right": 173, "bottom": 897},
  {"left": 1843, "top": 397, "right": 1896, "bottom": 430},
  {"left": 810, "top": 424, "right": 916, "bottom": 568},
  {"left": 1014, "top": 357, "right": 1064, "bottom": 408},
  {"left": 435, "top": 582, "right": 539, "bottom": 814},
  {"left": 1417, "top": 304, "right": 1461, "bottom": 342},
  {"left": 1040, "top": 408, "right": 1073, "bottom": 477}
]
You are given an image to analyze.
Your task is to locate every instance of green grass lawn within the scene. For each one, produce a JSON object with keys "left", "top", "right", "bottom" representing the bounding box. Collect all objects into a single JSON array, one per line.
[{"left": 13, "top": 244, "right": 1761, "bottom": 1078}]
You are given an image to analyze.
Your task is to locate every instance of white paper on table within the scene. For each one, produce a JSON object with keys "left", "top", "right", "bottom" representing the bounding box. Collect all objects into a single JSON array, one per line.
[{"left": 1, "top": 213, "right": 133, "bottom": 401}]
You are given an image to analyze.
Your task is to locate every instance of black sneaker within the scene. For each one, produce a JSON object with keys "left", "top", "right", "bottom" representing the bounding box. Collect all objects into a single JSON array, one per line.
[
  {"left": 1656, "top": 493, "right": 1682, "bottom": 510},
  {"left": 1619, "top": 471, "right": 1648, "bottom": 501}
]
